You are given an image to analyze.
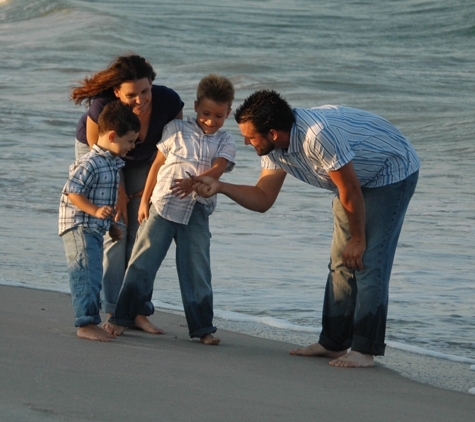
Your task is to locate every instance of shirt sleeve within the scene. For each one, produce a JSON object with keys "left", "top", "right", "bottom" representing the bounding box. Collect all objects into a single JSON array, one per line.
[
  {"left": 62, "top": 161, "right": 96, "bottom": 196},
  {"left": 214, "top": 133, "right": 236, "bottom": 173}
]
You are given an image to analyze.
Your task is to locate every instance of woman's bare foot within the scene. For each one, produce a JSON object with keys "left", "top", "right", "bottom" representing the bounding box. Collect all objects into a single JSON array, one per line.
[
  {"left": 102, "top": 321, "right": 127, "bottom": 336},
  {"left": 134, "top": 315, "right": 164, "bottom": 334},
  {"left": 200, "top": 333, "right": 221, "bottom": 345},
  {"left": 77, "top": 324, "right": 116, "bottom": 342},
  {"left": 289, "top": 342, "right": 347, "bottom": 358},
  {"left": 329, "top": 351, "right": 374, "bottom": 368}
]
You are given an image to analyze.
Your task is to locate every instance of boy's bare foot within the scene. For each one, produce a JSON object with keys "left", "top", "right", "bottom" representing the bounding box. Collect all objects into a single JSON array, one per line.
[
  {"left": 134, "top": 315, "right": 164, "bottom": 334},
  {"left": 77, "top": 324, "right": 116, "bottom": 342},
  {"left": 329, "top": 351, "right": 374, "bottom": 368},
  {"left": 289, "top": 342, "right": 347, "bottom": 358},
  {"left": 200, "top": 333, "right": 221, "bottom": 345},
  {"left": 102, "top": 321, "right": 127, "bottom": 336}
]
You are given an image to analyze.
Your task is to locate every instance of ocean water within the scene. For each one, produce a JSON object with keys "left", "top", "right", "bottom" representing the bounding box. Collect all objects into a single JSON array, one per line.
[{"left": 1, "top": 0, "right": 474, "bottom": 377}]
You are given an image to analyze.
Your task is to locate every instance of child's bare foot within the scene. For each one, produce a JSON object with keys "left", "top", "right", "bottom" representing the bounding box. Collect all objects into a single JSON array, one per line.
[
  {"left": 134, "top": 315, "right": 164, "bottom": 334},
  {"left": 289, "top": 342, "right": 347, "bottom": 358},
  {"left": 329, "top": 351, "right": 374, "bottom": 368},
  {"left": 77, "top": 324, "right": 116, "bottom": 342},
  {"left": 102, "top": 321, "right": 127, "bottom": 336},
  {"left": 200, "top": 333, "right": 221, "bottom": 345}
]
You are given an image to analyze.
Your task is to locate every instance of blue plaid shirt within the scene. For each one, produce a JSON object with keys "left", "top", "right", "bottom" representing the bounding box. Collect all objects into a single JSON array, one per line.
[
  {"left": 151, "top": 117, "right": 236, "bottom": 225},
  {"left": 59, "top": 145, "right": 125, "bottom": 236},
  {"left": 261, "top": 106, "right": 421, "bottom": 192}
]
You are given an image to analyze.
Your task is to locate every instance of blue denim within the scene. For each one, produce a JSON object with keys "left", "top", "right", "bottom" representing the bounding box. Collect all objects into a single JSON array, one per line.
[
  {"left": 61, "top": 226, "right": 104, "bottom": 327},
  {"left": 100, "top": 163, "right": 151, "bottom": 314},
  {"left": 110, "top": 203, "right": 217, "bottom": 338},
  {"left": 75, "top": 139, "right": 90, "bottom": 160},
  {"left": 319, "top": 171, "right": 419, "bottom": 356}
]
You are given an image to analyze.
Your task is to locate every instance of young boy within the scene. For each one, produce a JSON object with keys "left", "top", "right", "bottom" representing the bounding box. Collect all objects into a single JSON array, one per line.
[
  {"left": 105, "top": 74, "right": 236, "bottom": 345},
  {"left": 59, "top": 101, "right": 140, "bottom": 342}
]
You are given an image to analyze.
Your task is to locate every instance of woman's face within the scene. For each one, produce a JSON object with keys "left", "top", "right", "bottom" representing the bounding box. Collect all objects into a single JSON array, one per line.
[{"left": 114, "top": 78, "right": 152, "bottom": 116}]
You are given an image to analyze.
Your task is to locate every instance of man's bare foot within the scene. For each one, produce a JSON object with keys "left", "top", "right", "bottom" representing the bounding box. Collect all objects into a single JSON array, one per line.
[
  {"left": 289, "top": 342, "right": 347, "bottom": 358},
  {"left": 102, "top": 321, "right": 127, "bottom": 336},
  {"left": 134, "top": 315, "right": 164, "bottom": 334},
  {"left": 77, "top": 324, "right": 116, "bottom": 342},
  {"left": 200, "top": 333, "right": 221, "bottom": 345},
  {"left": 329, "top": 351, "right": 374, "bottom": 368}
]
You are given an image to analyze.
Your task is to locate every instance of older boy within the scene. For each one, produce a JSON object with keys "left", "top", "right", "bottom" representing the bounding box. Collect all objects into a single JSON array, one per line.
[
  {"left": 59, "top": 101, "right": 140, "bottom": 341},
  {"left": 105, "top": 74, "right": 236, "bottom": 345}
]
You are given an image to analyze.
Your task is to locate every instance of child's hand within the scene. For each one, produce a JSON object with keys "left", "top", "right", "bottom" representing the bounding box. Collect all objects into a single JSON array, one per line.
[
  {"left": 138, "top": 201, "right": 150, "bottom": 224},
  {"left": 95, "top": 205, "right": 115, "bottom": 220},
  {"left": 170, "top": 177, "right": 194, "bottom": 199},
  {"left": 109, "top": 224, "right": 123, "bottom": 242}
]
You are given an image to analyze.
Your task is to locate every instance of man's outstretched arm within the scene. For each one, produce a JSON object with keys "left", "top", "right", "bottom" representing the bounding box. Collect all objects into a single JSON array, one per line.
[{"left": 192, "top": 168, "right": 287, "bottom": 213}]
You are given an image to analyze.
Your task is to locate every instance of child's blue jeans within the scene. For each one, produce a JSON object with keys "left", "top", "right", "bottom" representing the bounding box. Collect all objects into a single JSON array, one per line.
[
  {"left": 110, "top": 203, "right": 217, "bottom": 339},
  {"left": 62, "top": 226, "right": 103, "bottom": 327}
]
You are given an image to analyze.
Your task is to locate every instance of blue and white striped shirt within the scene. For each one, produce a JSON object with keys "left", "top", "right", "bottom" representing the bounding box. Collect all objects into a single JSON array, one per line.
[
  {"left": 261, "top": 106, "right": 421, "bottom": 192},
  {"left": 151, "top": 117, "right": 236, "bottom": 225},
  {"left": 59, "top": 145, "right": 124, "bottom": 236}
]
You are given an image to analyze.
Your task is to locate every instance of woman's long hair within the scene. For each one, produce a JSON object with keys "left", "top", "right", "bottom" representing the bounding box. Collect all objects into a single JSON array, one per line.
[{"left": 70, "top": 54, "right": 156, "bottom": 106}]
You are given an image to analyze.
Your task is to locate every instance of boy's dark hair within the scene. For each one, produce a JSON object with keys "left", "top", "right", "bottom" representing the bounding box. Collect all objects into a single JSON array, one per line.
[
  {"left": 234, "top": 90, "right": 295, "bottom": 135},
  {"left": 197, "top": 74, "right": 234, "bottom": 106},
  {"left": 98, "top": 101, "right": 141, "bottom": 136}
]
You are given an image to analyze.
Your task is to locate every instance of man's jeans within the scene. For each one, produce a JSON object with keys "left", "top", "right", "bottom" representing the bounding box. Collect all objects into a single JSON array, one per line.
[
  {"left": 319, "top": 171, "right": 419, "bottom": 356},
  {"left": 62, "top": 226, "right": 103, "bottom": 327},
  {"left": 110, "top": 203, "right": 217, "bottom": 339}
]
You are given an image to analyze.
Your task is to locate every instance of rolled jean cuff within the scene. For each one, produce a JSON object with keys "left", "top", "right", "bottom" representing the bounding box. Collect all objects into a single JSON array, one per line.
[
  {"left": 352, "top": 334, "right": 386, "bottom": 356},
  {"left": 76, "top": 315, "right": 101, "bottom": 328},
  {"left": 318, "top": 333, "right": 352, "bottom": 352},
  {"left": 189, "top": 326, "right": 217, "bottom": 339},
  {"left": 107, "top": 317, "right": 136, "bottom": 328}
]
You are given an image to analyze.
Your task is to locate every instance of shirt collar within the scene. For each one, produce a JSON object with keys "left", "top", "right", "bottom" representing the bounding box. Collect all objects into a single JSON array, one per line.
[{"left": 92, "top": 144, "right": 125, "bottom": 168}]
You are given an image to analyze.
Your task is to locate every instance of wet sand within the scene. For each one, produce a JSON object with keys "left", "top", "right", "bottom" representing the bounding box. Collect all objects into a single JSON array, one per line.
[{"left": 1, "top": 285, "right": 474, "bottom": 421}]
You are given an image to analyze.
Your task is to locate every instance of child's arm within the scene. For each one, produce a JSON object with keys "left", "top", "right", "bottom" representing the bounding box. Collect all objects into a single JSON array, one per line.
[
  {"left": 171, "top": 157, "right": 229, "bottom": 199},
  {"left": 138, "top": 151, "right": 167, "bottom": 223},
  {"left": 68, "top": 193, "right": 115, "bottom": 220}
]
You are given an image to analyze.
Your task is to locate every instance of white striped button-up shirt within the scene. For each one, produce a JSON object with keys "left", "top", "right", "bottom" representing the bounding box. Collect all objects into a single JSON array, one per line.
[
  {"left": 261, "top": 106, "right": 421, "bottom": 192},
  {"left": 151, "top": 117, "right": 236, "bottom": 225}
]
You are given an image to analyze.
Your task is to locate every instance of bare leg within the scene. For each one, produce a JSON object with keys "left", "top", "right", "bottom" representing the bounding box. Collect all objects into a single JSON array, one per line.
[
  {"left": 77, "top": 324, "right": 116, "bottom": 342},
  {"left": 329, "top": 351, "right": 374, "bottom": 368},
  {"left": 102, "top": 321, "right": 127, "bottom": 336},
  {"left": 134, "top": 315, "right": 164, "bottom": 334},
  {"left": 200, "top": 333, "right": 221, "bottom": 345},
  {"left": 289, "top": 342, "right": 347, "bottom": 358}
]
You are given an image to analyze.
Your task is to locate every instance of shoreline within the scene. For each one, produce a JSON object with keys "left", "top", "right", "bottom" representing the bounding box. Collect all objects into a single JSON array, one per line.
[
  {"left": 1, "top": 285, "right": 475, "bottom": 421},
  {"left": 2, "top": 283, "right": 474, "bottom": 394},
  {"left": 208, "top": 311, "right": 475, "bottom": 395}
]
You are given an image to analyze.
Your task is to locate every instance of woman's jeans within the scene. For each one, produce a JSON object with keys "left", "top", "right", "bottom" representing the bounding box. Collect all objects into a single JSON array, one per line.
[
  {"left": 110, "top": 203, "right": 217, "bottom": 339},
  {"left": 62, "top": 226, "right": 103, "bottom": 327},
  {"left": 319, "top": 171, "right": 419, "bottom": 356}
]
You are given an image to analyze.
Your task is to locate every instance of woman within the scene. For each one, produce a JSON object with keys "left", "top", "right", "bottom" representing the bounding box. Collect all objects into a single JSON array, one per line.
[{"left": 71, "top": 54, "right": 184, "bottom": 332}]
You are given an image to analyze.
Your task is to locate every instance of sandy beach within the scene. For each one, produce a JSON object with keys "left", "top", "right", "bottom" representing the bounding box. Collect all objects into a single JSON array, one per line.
[{"left": 1, "top": 285, "right": 474, "bottom": 422}]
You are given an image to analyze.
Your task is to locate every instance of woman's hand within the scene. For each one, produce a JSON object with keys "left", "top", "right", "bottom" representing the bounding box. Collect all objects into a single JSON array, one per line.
[{"left": 114, "top": 185, "right": 129, "bottom": 225}]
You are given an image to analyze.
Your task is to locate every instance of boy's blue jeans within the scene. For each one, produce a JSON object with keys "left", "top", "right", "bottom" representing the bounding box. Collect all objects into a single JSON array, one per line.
[
  {"left": 110, "top": 203, "right": 217, "bottom": 339},
  {"left": 319, "top": 171, "right": 419, "bottom": 356},
  {"left": 62, "top": 226, "right": 103, "bottom": 327}
]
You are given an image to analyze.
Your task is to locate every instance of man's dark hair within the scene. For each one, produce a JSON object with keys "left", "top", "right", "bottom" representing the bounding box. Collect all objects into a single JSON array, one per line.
[
  {"left": 98, "top": 101, "right": 141, "bottom": 136},
  {"left": 234, "top": 90, "right": 295, "bottom": 135}
]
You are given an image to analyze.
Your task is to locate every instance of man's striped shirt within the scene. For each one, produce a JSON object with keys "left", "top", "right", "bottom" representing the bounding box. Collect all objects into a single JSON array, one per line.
[{"left": 261, "top": 106, "right": 421, "bottom": 192}]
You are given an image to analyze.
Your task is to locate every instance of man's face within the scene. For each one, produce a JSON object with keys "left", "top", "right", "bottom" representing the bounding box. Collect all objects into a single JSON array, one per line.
[{"left": 238, "top": 121, "right": 275, "bottom": 156}]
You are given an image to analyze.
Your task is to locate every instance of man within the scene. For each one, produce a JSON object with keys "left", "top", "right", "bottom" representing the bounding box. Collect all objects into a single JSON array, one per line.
[{"left": 182, "top": 90, "right": 420, "bottom": 368}]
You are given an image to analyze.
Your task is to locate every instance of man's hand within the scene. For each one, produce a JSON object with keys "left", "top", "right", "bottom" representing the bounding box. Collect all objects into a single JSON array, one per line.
[
  {"left": 190, "top": 175, "right": 220, "bottom": 198},
  {"left": 342, "top": 238, "right": 366, "bottom": 271}
]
